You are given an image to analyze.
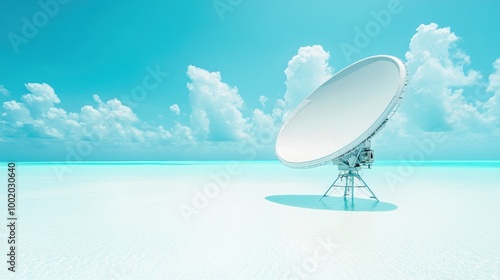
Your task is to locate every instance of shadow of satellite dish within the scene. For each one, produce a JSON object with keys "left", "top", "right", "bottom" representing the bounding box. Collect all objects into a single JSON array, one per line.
[{"left": 265, "top": 195, "right": 398, "bottom": 212}]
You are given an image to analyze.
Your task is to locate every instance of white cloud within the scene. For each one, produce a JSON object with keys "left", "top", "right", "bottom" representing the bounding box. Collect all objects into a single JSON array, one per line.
[
  {"left": 442, "top": 88, "right": 491, "bottom": 131},
  {"left": 174, "top": 57, "right": 333, "bottom": 147},
  {"left": 377, "top": 23, "right": 500, "bottom": 158},
  {"left": 283, "top": 45, "right": 333, "bottom": 111},
  {"left": 171, "top": 123, "right": 194, "bottom": 144},
  {"left": 77, "top": 94, "right": 141, "bottom": 142},
  {"left": 250, "top": 108, "right": 276, "bottom": 145},
  {"left": 2, "top": 84, "right": 76, "bottom": 138},
  {"left": 186, "top": 65, "right": 249, "bottom": 141},
  {"left": 0, "top": 83, "right": 183, "bottom": 146},
  {"left": 401, "top": 23, "right": 483, "bottom": 132},
  {"left": 258, "top": 95, "right": 268, "bottom": 107},
  {"left": 487, "top": 59, "right": 500, "bottom": 93},
  {"left": 42, "top": 107, "right": 80, "bottom": 138},
  {"left": 259, "top": 45, "right": 335, "bottom": 129},
  {"left": 91, "top": 94, "right": 138, "bottom": 124},
  {"left": 484, "top": 58, "right": 500, "bottom": 123},
  {"left": 22, "top": 83, "right": 61, "bottom": 116},
  {"left": 169, "top": 104, "right": 181, "bottom": 115},
  {"left": 156, "top": 125, "right": 172, "bottom": 139},
  {"left": 0, "top": 85, "right": 9, "bottom": 96},
  {"left": 172, "top": 47, "right": 335, "bottom": 148},
  {"left": 2, "top": 100, "right": 32, "bottom": 126},
  {"left": 244, "top": 45, "right": 336, "bottom": 142},
  {"left": 173, "top": 55, "right": 334, "bottom": 147}
]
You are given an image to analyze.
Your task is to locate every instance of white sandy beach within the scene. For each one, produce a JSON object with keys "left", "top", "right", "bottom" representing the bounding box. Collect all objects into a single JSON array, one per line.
[{"left": 0, "top": 162, "right": 499, "bottom": 279}]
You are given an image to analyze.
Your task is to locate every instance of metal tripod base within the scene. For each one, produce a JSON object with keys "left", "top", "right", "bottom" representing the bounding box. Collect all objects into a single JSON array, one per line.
[{"left": 320, "top": 169, "right": 379, "bottom": 202}]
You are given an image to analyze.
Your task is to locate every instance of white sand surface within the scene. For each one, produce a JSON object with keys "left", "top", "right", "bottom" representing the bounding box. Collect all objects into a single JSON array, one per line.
[{"left": 0, "top": 161, "right": 499, "bottom": 279}]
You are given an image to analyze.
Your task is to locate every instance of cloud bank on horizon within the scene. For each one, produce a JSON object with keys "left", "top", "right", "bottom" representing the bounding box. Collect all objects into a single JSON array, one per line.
[{"left": 1, "top": 23, "right": 499, "bottom": 161}]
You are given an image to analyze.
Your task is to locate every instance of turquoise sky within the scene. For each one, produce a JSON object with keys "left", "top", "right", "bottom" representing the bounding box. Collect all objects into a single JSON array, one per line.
[{"left": 1, "top": 0, "right": 500, "bottom": 161}]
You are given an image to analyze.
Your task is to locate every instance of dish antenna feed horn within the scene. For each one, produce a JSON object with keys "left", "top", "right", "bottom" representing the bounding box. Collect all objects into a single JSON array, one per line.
[{"left": 275, "top": 55, "right": 408, "bottom": 203}]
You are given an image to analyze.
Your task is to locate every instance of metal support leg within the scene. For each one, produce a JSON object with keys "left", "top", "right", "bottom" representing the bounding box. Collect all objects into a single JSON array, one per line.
[
  {"left": 356, "top": 174, "right": 379, "bottom": 202},
  {"left": 320, "top": 174, "right": 341, "bottom": 201},
  {"left": 350, "top": 173, "right": 355, "bottom": 204},
  {"left": 320, "top": 169, "right": 379, "bottom": 203},
  {"left": 342, "top": 174, "right": 349, "bottom": 197}
]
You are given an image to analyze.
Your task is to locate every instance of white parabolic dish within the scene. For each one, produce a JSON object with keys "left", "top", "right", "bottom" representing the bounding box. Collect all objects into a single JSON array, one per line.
[{"left": 276, "top": 55, "right": 407, "bottom": 168}]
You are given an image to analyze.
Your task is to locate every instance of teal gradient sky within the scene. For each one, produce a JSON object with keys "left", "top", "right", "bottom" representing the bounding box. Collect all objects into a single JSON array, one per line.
[{"left": 1, "top": 0, "right": 500, "bottom": 161}]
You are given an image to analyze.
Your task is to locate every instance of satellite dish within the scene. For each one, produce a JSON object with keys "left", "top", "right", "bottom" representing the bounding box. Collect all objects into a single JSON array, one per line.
[{"left": 275, "top": 55, "right": 408, "bottom": 202}]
